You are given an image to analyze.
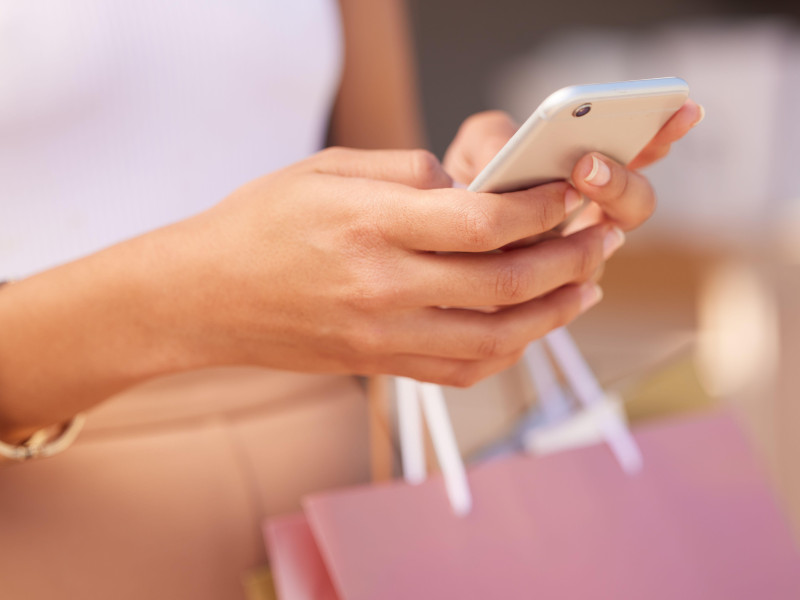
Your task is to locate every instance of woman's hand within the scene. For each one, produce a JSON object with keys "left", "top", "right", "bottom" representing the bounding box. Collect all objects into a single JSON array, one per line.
[
  {"left": 443, "top": 100, "right": 704, "bottom": 232},
  {"left": 0, "top": 145, "right": 619, "bottom": 439},
  {"left": 167, "top": 147, "right": 613, "bottom": 386}
]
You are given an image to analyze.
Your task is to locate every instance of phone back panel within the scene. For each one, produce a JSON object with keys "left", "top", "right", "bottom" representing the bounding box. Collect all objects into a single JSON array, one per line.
[{"left": 469, "top": 78, "right": 689, "bottom": 193}]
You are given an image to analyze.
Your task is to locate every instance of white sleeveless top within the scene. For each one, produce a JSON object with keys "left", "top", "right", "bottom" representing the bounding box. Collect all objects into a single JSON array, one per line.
[
  {"left": 0, "top": 8, "right": 371, "bottom": 597},
  {"left": 0, "top": 0, "right": 343, "bottom": 278}
]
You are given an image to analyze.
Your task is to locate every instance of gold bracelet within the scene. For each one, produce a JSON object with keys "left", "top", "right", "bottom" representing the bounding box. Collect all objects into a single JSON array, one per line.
[
  {"left": 0, "top": 415, "right": 86, "bottom": 461},
  {"left": 0, "top": 280, "right": 87, "bottom": 461}
]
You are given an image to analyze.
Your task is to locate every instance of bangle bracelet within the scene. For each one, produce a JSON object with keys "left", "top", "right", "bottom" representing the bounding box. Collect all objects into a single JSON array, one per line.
[
  {"left": 0, "top": 415, "right": 86, "bottom": 461},
  {"left": 0, "top": 280, "right": 87, "bottom": 461}
]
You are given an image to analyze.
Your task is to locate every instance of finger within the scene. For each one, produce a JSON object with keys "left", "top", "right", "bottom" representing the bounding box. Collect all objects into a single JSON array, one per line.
[
  {"left": 397, "top": 224, "right": 619, "bottom": 308},
  {"left": 378, "top": 181, "right": 582, "bottom": 252},
  {"left": 628, "top": 99, "right": 704, "bottom": 170},
  {"left": 379, "top": 281, "right": 603, "bottom": 365},
  {"left": 443, "top": 111, "right": 518, "bottom": 185},
  {"left": 307, "top": 147, "right": 453, "bottom": 190},
  {"left": 591, "top": 261, "right": 606, "bottom": 283},
  {"left": 364, "top": 351, "right": 525, "bottom": 388},
  {"left": 560, "top": 200, "right": 604, "bottom": 235},
  {"left": 571, "top": 152, "right": 656, "bottom": 231}
]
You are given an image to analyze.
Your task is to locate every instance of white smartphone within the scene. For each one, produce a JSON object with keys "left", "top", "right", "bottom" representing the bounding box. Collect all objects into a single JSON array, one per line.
[{"left": 468, "top": 77, "right": 690, "bottom": 194}]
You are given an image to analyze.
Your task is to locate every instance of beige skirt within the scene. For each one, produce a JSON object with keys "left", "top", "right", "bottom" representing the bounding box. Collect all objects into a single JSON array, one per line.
[{"left": 0, "top": 368, "right": 370, "bottom": 599}]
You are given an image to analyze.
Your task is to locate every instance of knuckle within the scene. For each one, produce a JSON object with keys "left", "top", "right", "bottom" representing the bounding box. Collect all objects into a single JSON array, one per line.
[
  {"left": 317, "top": 145, "right": 348, "bottom": 161},
  {"left": 459, "top": 202, "right": 497, "bottom": 250},
  {"left": 348, "top": 321, "right": 387, "bottom": 355},
  {"left": 642, "top": 179, "right": 657, "bottom": 216},
  {"left": 475, "top": 332, "right": 501, "bottom": 360},
  {"left": 408, "top": 149, "right": 446, "bottom": 188},
  {"left": 343, "top": 282, "right": 375, "bottom": 312},
  {"left": 442, "top": 363, "right": 482, "bottom": 388},
  {"left": 475, "top": 327, "right": 515, "bottom": 359},
  {"left": 532, "top": 189, "right": 562, "bottom": 231},
  {"left": 346, "top": 273, "right": 394, "bottom": 313},
  {"left": 550, "top": 293, "right": 580, "bottom": 330},
  {"left": 371, "top": 280, "right": 400, "bottom": 310},
  {"left": 613, "top": 163, "right": 631, "bottom": 199},
  {"left": 343, "top": 218, "right": 384, "bottom": 255},
  {"left": 460, "top": 111, "right": 485, "bottom": 132},
  {"left": 573, "top": 239, "right": 601, "bottom": 281},
  {"left": 464, "top": 110, "right": 514, "bottom": 132},
  {"left": 601, "top": 159, "right": 633, "bottom": 203},
  {"left": 619, "top": 174, "right": 657, "bottom": 227},
  {"left": 495, "top": 261, "right": 529, "bottom": 304},
  {"left": 486, "top": 109, "right": 515, "bottom": 126}
]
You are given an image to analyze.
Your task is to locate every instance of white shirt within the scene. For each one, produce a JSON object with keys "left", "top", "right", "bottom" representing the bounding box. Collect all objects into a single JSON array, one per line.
[{"left": 0, "top": 0, "right": 343, "bottom": 278}]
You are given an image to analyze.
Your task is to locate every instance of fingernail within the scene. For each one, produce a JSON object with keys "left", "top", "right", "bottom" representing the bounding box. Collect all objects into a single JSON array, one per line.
[
  {"left": 585, "top": 155, "right": 611, "bottom": 186},
  {"left": 603, "top": 226, "right": 625, "bottom": 258},
  {"left": 564, "top": 187, "right": 582, "bottom": 214},
  {"left": 579, "top": 282, "right": 603, "bottom": 312},
  {"left": 693, "top": 104, "right": 706, "bottom": 127}
]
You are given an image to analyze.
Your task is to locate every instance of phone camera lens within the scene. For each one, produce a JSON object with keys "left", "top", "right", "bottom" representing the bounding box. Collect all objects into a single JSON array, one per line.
[{"left": 573, "top": 103, "right": 592, "bottom": 117}]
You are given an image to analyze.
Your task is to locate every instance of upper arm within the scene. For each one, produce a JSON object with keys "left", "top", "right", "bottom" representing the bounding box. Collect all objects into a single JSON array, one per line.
[{"left": 329, "top": 0, "right": 426, "bottom": 150}]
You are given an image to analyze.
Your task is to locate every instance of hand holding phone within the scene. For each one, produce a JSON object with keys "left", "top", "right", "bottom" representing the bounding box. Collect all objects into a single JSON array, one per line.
[
  {"left": 468, "top": 77, "right": 689, "bottom": 194},
  {"left": 444, "top": 78, "right": 700, "bottom": 235}
]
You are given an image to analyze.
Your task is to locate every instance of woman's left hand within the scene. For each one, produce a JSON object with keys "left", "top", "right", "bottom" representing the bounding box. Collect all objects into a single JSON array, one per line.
[{"left": 443, "top": 100, "right": 704, "bottom": 233}]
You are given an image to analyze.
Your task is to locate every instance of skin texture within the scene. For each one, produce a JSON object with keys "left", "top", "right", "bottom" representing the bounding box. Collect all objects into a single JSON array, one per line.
[
  {"left": 0, "top": 0, "right": 702, "bottom": 445},
  {"left": 0, "top": 149, "right": 608, "bottom": 438}
]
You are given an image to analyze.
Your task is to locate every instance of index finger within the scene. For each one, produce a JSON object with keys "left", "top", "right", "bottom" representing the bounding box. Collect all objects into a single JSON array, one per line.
[
  {"left": 374, "top": 181, "right": 581, "bottom": 253},
  {"left": 627, "top": 99, "right": 704, "bottom": 170}
]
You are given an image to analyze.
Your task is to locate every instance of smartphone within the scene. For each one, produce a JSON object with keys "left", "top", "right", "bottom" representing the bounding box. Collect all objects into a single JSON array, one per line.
[{"left": 468, "top": 77, "right": 689, "bottom": 194}]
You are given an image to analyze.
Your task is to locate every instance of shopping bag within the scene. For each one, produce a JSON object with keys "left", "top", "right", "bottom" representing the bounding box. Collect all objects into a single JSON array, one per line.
[
  {"left": 264, "top": 513, "right": 339, "bottom": 600},
  {"left": 266, "top": 411, "right": 800, "bottom": 600}
]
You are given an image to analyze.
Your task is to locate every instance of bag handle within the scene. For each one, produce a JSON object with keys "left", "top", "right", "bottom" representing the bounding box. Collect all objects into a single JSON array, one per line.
[{"left": 395, "top": 327, "right": 643, "bottom": 516}]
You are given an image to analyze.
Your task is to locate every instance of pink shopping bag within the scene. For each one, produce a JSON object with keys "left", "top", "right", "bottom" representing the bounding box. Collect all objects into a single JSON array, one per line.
[
  {"left": 266, "top": 412, "right": 800, "bottom": 600},
  {"left": 264, "top": 513, "right": 340, "bottom": 600}
]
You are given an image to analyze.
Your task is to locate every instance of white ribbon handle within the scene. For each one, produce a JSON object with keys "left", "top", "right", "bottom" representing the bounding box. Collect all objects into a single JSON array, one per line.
[
  {"left": 395, "top": 377, "right": 472, "bottom": 516},
  {"left": 543, "top": 327, "right": 643, "bottom": 474},
  {"left": 394, "top": 327, "right": 641, "bottom": 519},
  {"left": 395, "top": 376, "right": 426, "bottom": 485},
  {"left": 523, "top": 340, "right": 572, "bottom": 423}
]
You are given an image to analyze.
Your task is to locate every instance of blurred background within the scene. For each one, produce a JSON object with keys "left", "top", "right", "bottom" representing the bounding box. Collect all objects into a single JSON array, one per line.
[{"left": 402, "top": 1, "right": 800, "bottom": 536}]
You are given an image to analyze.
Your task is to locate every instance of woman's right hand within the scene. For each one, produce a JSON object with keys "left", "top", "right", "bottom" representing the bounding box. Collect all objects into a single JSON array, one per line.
[
  {"left": 0, "top": 146, "right": 618, "bottom": 441},
  {"left": 162, "top": 147, "right": 614, "bottom": 387}
]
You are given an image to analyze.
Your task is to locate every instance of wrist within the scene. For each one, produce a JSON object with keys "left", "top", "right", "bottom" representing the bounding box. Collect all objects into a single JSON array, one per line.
[
  {"left": 0, "top": 229, "right": 212, "bottom": 433},
  {"left": 106, "top": 223, "right": 219, "bottom": 377}
]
